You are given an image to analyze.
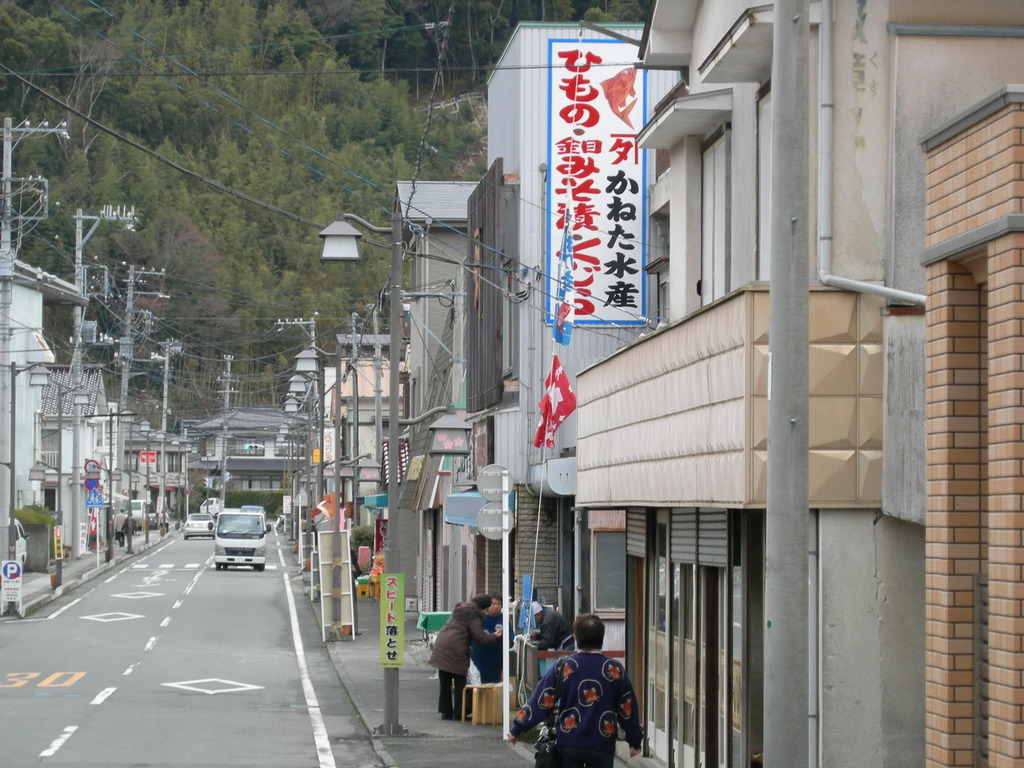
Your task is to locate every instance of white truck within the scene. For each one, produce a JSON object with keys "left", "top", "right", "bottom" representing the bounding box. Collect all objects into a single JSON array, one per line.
[
  {"left": 198, "top": 498, "right": 222, "bottom": 517},
  {"left": 213, "top": 508, "right": 270, "bottom": 571}
]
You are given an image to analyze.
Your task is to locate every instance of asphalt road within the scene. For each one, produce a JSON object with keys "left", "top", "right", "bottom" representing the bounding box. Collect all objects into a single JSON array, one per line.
[{"left": 0, "top": 534, "right": 378, "bottom": 768}]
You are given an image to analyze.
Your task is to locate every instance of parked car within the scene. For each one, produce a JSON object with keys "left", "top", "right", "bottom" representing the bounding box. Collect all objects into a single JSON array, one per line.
[
  {"left": 183, "top": 513, "right": 215, "bottom": 540},
  {"left": 12, "top": 518, "right": 28, "bottom": 567}
]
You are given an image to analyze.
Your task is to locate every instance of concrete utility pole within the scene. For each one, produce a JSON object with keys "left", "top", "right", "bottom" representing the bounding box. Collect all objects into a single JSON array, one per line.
[
  {"left": 0, "top": 117, "right": 66, "bottom": 562},
  {"left": 218, "top": 356, "right": 234, "bottom": 508},
  {"left": 75, "top": 205, "right": 135, "bottom": 559},
  {"left": 155, "top": 340, "right": 181, "bottom": 524},
  {"left": 764, "top": 1, "right": 811, "bottom": 767}
]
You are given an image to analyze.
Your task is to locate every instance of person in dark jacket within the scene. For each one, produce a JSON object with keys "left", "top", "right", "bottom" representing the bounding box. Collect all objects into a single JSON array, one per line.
[
  {"left": 509, "top": 614, "right": 643, "bottom": 767},
  {"left": 428, "top": 594, "right": 502, "bottom": 720},
  {"left": 531, "top": 601, "right": 575, "bottom": 651},
  {"left": 470, "top": 596, "right": 504, "bottom": 684}
]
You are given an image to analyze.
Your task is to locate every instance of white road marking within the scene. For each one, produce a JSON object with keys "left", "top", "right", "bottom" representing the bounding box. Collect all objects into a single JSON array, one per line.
[
  {"left": 39, "top": 726, "right": 77, "bottom": 757},
  {"left": 46, "top": 598, "right": 81, "bottom": 619},
  {"left": 284, "top": 571, "right": 336, "bottom": 768},
  {"left": 123, "top": 664, "right": 137, "bottom": 676},
  {"left": 160, "top": 616, "right": 171, "bottom": 627},
  {"left": 91, "top": 687, "right": 116, "bottom": 705},
  {"left": 144, "top": 636, "right": 158, "bottom": 651},
  {"left": 172, "top": 600, "right": 183, "bottom": 609}
]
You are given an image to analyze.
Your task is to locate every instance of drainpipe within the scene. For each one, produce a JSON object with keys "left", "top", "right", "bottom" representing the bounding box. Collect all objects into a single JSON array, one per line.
[{"left": 817, "top": 0, "right": 924, "bottom": 307}]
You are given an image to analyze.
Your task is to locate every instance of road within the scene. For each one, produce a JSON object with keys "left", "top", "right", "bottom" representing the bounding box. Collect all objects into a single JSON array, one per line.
[{"left": 0, "top": 533, "right": 378, "bottom": 767}]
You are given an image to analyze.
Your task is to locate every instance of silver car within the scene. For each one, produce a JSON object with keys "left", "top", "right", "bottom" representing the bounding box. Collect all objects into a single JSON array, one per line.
[{"left": 182, "top": 513, "right": 215, "bottom": 540}]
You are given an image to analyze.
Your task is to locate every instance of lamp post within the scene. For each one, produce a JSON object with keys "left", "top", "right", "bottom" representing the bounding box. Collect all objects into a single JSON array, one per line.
[
  {"left": 291, "top": 349, "right": 325, "bottom": 565},
  {"left": 319, "top": 210, "right": 405, "bottom": 735}
]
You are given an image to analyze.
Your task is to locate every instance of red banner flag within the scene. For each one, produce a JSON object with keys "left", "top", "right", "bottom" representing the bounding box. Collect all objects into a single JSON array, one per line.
[{"left": 533, "top": 355, "right": 577, "bottom": 448}]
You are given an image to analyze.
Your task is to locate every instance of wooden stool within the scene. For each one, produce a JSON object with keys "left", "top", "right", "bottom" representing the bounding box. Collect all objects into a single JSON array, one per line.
[{"left": 461, "top": 684, "right": 501, "bottom": 725}]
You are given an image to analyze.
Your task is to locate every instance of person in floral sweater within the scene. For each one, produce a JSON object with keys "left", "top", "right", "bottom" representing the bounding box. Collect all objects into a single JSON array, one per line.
[{"left": 508, "top": 614, "right": 643, "bottom": 768}]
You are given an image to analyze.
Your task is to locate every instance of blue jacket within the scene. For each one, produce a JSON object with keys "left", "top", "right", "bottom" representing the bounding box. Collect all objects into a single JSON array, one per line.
[{"left": 509, "top": 652, "right": 643, "bottom": 753}]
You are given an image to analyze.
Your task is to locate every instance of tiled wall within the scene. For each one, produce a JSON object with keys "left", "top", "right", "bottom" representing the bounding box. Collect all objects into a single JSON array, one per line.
[{"left": 925, "top": 98, "right": 1024, "bottom": 767}]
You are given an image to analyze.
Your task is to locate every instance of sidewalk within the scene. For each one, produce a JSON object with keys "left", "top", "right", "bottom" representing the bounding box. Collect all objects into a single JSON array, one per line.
[{"left": 304, "top": 556, "right": 537, "bottom": 768}]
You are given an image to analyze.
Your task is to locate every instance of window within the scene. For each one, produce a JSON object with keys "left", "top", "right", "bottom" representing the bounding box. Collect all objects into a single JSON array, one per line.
[
  {"left": 592, "top": 530, "right": 626, "bottom": 612},
  {"left": 701, "top": 130, "right": 730, "bottom": 304}
]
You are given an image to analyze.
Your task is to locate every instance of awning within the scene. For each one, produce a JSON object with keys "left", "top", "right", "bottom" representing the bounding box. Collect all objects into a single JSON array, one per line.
[
  {"left": 444, "top": 491, "right": 486, "bottom": 527},
  {"left": 364, "top": 494, "right": 388, "bottom": 508}
]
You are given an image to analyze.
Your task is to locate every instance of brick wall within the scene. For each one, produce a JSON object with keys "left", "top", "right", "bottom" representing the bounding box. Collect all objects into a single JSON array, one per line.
[
  {"left": 513, "top": 487, "right": 559, "bottom": 606},
  {"left": 924, "top": 260, "right": 986, "bottom": 768},
  {"left": 924, "top": 95, "right": 1024, "bottom": 768},
  {"left": 983, "top": 231, "right": 1024, "bottom": 764},
  {"left": 925, "top": 104, "right": 1024, "bottom": 248}
]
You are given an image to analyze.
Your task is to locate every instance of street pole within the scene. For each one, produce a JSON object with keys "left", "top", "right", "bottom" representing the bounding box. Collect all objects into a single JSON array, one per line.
[
  {"left": 764, "top": 1, "right": 810, "bottom": 766},
  {"left": 383, "top": 211, "right": 403, "bottom": 735}
]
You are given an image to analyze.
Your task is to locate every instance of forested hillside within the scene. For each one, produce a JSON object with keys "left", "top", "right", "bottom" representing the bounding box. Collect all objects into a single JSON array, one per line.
[{"left": 0, "top": 0, "right": 647, "bottom": 423}]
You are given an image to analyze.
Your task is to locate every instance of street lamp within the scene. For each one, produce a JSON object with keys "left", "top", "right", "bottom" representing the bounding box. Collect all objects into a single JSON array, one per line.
[
  {"left": 292, "top": 348, "right": 325, "bottom": 564},
  {"left": 319, "top": 210, "right": 406, "bottom": 735}
]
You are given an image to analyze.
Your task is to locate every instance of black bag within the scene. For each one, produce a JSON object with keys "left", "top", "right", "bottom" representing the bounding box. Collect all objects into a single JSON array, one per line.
[{"left": 533, "top": 659, "right": 567, "bottom": 768}]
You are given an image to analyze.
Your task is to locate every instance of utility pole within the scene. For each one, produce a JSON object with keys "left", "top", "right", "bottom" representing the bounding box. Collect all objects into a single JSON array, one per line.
[
  {"left": 1, "top": 117, "right": 66, "bottom": 562},
  {"left": 74, "top": 205, "right": 135, "bottom": 560},
  {"left": 764, "top": 1, "right": 811, "bottom": 767},
  {"left": 218, "top": 356, "right": 234, "bottom": 508},
  {"left": 155, "top": 340, "right": 181, "bottom": 527}
]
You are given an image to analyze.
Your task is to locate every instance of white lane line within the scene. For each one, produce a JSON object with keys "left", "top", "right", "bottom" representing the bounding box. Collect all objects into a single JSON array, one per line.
[
  {"left": 91, "top": 687, "right": 116, "bottom": 705},
  {"left": 39, "top": 726, "right": 77, "bottom": 757},
  {"left": 123, "top": 663, "right": 138, "bottom": 676},
  {"left": 46, "top": 597, "right": 82, "bottom": 620},
  {"left": 160, "top": 616, "right": 171, "bottom": 627},
  {"left": 172, "top": 599, "right": 183, "bottom": 610},
  {"left": 284, "top": 571, "right": 336, "bottom": 768},
  {"left": 144, "top": 636, "right": 158, "bottom": 651}
]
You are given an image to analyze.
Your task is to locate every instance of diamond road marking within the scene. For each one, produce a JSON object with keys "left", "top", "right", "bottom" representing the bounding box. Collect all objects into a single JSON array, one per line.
[
  {"left": 82, "top": 612, "right": 144, "bottom": 622},
  {"left": 113, "top": 592, "right": 164, "bottom": 599},
  {"left": 162, "top": 678, "right": 265, "bottom": 695}
]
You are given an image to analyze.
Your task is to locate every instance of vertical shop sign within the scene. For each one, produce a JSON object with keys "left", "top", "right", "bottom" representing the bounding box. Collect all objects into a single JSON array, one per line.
[
  {"left": 379, "top": 573, "right": 404, "bottom": 668},
  {"left": 547, "top": 39, "right": 648, "bottom": 330}
]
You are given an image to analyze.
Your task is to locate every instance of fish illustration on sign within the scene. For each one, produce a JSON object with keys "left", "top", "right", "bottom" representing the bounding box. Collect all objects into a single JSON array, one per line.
[{"left": 600, "top": 67, "right": 638, "bottom": 127}]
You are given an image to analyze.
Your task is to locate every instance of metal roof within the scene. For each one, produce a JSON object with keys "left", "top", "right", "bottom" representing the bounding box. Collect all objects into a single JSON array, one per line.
[{"left": 396, "top": 181, "right": 475, "bottom": 225}]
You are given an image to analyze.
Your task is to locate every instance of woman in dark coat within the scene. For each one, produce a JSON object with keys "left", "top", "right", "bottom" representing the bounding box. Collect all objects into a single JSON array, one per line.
[{"left": 428, "top": 594, "right": 502, "bottom": 720}]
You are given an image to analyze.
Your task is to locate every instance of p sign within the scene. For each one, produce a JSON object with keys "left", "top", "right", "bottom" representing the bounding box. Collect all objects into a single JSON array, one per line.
[
  {"left": 2, "top": 560, "right": 22, "bottom": 580},
  {"left": 2, "top": 560, "right": 23, "bottom": 612}
]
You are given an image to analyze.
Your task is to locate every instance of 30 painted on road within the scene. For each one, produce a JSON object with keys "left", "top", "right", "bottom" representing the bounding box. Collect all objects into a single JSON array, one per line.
[{"left": 0, "top": 672, "right": 86, "bottom": 688}]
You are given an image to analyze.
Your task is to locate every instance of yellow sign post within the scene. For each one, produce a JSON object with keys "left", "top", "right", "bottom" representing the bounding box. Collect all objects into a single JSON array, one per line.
[{"left": 379, "top": 573, "right": 404, "bottom": 668}]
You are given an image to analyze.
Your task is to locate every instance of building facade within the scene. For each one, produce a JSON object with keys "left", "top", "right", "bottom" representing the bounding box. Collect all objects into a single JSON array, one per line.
[{"left": 571, "top": 2, "right": 1024, "bottom": 767}]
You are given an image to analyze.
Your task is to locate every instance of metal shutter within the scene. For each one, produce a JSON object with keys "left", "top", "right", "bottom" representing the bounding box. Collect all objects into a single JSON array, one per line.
[
  {"left": 697, "top": 508, "right": 728, "bottom": 567},
  {"left": 671, "top": 509, "right": 697, "bottom": 563},
  {"left": 626, "top": 509, "right": 646, "bottom": 557}
]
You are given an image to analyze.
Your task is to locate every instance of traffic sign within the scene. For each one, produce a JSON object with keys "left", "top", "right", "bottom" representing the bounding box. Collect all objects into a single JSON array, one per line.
[
  {"left": 477, "top": 502, "right": 512, "bottom": 540},
  {"left": 84, "top": 477, "right": 99, "bottom": 491},
  {"left": 1, "top": 560, "right": 22, "bottom": 607},
  {"left": 85, "top": 489, "right": 104, "bottom": 508},
  {"left": 478, "top": 464, "right": 510, "bottom": 503},
  {"left": 84, "top": 458, "right": 101, "bottom": 473}
]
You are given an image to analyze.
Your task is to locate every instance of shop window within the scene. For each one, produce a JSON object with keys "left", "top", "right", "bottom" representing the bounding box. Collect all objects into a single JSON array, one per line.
[{"left": 591, "top": 530, "right": 626, "bottom": 613}]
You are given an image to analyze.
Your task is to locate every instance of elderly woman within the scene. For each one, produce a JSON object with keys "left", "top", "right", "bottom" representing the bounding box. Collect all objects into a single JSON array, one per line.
[{"left": 428, "top": 594, "right": 502, "bottom": 720}]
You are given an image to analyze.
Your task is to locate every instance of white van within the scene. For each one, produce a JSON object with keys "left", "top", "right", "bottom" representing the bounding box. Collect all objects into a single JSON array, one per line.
[
  {"left": 213, "top": 509, "right": 270, "bottom": 571},
  {"left": 12, "top": 519, "right": 28, "bottom": 567}
]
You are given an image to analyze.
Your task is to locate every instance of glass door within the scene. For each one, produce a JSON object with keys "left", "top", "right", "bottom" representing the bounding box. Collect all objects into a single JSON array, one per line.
[{"left": 647, "top": 521, "right": 670, "bottom": 759}]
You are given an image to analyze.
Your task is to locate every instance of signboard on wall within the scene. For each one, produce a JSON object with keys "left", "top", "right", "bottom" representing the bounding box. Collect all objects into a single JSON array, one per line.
[{"left": 546, "top": 38, "right": 649, "bottom": 330}]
